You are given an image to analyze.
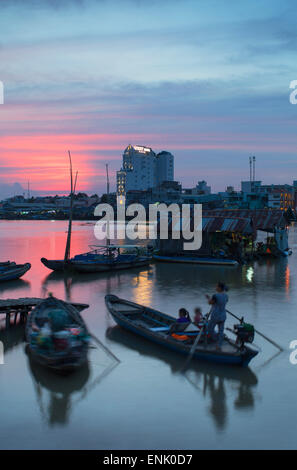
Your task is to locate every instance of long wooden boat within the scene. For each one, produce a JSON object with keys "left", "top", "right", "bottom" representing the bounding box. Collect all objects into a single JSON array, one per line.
[
  {"left": 105, "top": 295, "right": 258, "bottom": 367},
  {"left": 69, "top": 245, "right": 152, "bottom": 273},
  {"left": 0, "top": 263, "right": 31, "bottom": 282},
  {"left": 26, "top": 296, "right": 90, "bottom": 373},
  {"left": 153, "top": 254, "right": 239, "bottom": 267}
]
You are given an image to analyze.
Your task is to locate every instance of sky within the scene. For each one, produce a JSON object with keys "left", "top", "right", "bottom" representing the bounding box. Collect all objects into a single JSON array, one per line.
[{"left": 0, "top": 0, "right": 297, "bottom": 197}]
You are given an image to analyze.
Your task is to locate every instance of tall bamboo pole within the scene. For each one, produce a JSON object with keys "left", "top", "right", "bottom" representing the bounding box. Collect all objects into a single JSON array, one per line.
[{"left": 64, "top": 151, "right": 74, "bottom": 263}]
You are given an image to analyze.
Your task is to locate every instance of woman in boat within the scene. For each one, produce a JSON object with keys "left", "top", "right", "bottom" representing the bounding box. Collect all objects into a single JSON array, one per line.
[
  {"left": 206, "top": 282, "right": 229, "bottom": 350},
  {"left": 168, "top": 308, "right": 191, "bottom": 335},
  {"left": 177, "top": 308, "right": 191, "bottom": 324}
]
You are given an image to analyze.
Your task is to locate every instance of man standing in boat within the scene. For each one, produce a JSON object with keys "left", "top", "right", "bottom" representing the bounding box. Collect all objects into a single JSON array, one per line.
[{"left": 206, "top": 282, "right": 229, "bottom": 350}]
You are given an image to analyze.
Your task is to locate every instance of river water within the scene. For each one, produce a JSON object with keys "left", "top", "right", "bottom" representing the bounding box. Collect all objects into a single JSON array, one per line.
[{"left": 0, "top": 220, "right": 296, "bottom": 450}]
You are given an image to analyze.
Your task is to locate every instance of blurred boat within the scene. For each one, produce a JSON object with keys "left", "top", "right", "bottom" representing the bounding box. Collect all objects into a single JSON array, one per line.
[
  {"left": 26, "top": 295, "right": 90, "bottom": 373},
  {"left": 0, "top": 263, "right": 31, "bottom": 282}
]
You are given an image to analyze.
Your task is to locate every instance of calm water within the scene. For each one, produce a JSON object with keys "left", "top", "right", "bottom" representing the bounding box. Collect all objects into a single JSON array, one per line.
[{"left": 0, "top": 220, "right": 297, "bottom": 450}]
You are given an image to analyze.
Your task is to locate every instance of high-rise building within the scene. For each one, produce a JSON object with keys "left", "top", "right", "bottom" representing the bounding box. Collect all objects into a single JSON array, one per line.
[
  {"left": 156, "top": 151, "right": 174, "bottom": 186},
  {"left": 116, "top": 145, "right": 174, "bottom": 195}
]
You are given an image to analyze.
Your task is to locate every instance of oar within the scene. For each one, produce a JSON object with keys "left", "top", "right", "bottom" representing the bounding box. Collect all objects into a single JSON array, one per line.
[
  {"left": 182, "top": 310, "right": 212, "bottom": 370},
  {"left": 55, "top": 296, "right": 121, "bottom": 363},
  {"left": 88, "top": 331, "right": 120, "bottom": 363},
  {"left": 226, "top": 309, "right": 284, "bottom": 352}
]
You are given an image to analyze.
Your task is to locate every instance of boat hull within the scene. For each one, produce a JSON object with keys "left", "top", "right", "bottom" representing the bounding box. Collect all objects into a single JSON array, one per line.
[
  {"left": 105, "top": 295, "right": 258, "bottom": 367},
  {"left": 153, "top": 255, "right": 239, "bottom": 267},
  {"left": 41, "top": 258, "right": 72, "bottom": 272},
  {"left": 70, "top": 258, "right": 151, "bottom": 273},
  {"left": 0, "top": 263, "right": 31, "bottom": 282}
]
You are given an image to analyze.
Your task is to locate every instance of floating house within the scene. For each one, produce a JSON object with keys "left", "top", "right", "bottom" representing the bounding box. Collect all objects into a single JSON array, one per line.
[{"left": 155, "top": 209, "right": 294, "bottom": 262}]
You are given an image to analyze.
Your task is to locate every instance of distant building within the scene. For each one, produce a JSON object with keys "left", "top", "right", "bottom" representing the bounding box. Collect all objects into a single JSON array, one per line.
[
  {"left": 116, "top": 145, "right": 174, "bottom": 196},
  {"left": 267, "top": 189, "right": 294, "bottom": 211},
  {"left": 156, "top": 151, "right": 174, "bottom": 186},
  {"left": 241, "top": 181, "right": 262, "bottom": 193}
]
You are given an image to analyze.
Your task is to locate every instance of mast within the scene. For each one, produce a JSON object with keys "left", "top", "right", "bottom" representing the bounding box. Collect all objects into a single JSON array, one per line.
[
  {"left": 106, "top": 163, "right": 110, "bottom": 246},
  {"left": 64, "top": 151, "right": 75, "bottom": 263}
]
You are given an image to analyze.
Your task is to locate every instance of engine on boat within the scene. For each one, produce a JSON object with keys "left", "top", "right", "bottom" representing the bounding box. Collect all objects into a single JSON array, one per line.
[{"left": 233, "top": 322, "right": 255, "bottom": 345}]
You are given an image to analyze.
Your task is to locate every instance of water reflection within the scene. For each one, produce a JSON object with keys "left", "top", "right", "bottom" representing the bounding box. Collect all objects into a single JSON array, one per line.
[
  {"left": 0, "top": 279, "right": 31, "bottom": 295},
  {"left": 41, "top": 265, "right": 154, "bottom": 302},
  {"left": 0, "top": 322, "right": 26, "bottom": 353},
  {"left": 106, "top": 325, "right": 258, "bottom": 431},
  {"left": 27, "top": 355, "right": 90, "bottom": 426}
]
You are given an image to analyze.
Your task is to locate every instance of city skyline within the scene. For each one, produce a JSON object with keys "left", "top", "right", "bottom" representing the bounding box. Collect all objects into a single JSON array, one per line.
[{"left": 0, "top": 0, "right": 297, "bottom": 197}]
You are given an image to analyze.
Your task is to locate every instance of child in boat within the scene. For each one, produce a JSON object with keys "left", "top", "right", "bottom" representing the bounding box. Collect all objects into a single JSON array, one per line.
[{"left": 193, "top": 307, "right": 204, "bottom": 328}]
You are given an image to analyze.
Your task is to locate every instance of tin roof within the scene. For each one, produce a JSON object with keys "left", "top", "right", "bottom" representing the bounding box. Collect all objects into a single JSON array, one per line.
[
  {"left": 168, "top": 214, "right": 254, "bottom": 234},
  {"left": 202, "top": 209, "right": 289, "bottom": 232}
]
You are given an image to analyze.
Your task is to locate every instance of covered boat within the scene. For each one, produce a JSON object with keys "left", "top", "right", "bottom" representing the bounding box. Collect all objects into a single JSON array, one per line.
[
  {"left": 26, "top": 295, "right": 90, "bottom": 373},
  {"left": 0, "top": 262, "right": 31, "bottom": 282},
  {"left": 105, "top": 295, "right": 258, "bottom": 367},
  {"left": 69, "top": 245, "right": 152, "bottom": 273}
]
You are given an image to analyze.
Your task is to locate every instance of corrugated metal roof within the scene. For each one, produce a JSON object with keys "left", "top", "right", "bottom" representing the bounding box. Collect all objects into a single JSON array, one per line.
[
  {"left": 202, "top": 209, "right": 288, "bottom": 231},
  {"left": 167, "top": 215, "right": 254, "bottom": 234}
]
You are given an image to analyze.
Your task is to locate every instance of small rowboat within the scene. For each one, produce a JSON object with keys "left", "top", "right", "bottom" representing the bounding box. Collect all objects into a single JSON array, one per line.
[
  {"left": 0, "top": 263, "right": 31, "bottom": 282},
  {"left": 153, "top": 254, "right": 239, "bottom": 267},
  {"left": 105, "top": 295, "right": 258, "bottom": 367},
  {"left": 26, "top": 296, "right": 90, "bottom": 373}
]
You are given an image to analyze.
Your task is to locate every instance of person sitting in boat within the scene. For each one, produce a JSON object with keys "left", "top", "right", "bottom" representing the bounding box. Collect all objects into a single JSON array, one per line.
[
  {"left": 193, "top": 307, "right": 204, "bottom": 328},
  {"left": 206, "top": 282, "right": 229, "bottom": 350},
  {"left": 177, "top": 308, "right": 191, "bottom": 323},
  {"left": 169, "top": 308, "right": 191, "bottom": 335}
]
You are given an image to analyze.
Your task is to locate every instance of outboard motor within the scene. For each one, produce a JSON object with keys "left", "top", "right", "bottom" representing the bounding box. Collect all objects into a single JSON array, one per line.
[{"left": 234, "top": 322, "right": 255, "bottom": 346}]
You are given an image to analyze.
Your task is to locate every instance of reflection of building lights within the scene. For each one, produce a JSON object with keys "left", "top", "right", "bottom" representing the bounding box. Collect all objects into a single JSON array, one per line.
[
  {"left": 132, "top": 271, "right": 153, "bottom": 305},
  {"left": 285, "top": 265, "right": 290, "bottom": 294},
  {"left": 246, "top": 266, "right": 254, "bottom": 282}
]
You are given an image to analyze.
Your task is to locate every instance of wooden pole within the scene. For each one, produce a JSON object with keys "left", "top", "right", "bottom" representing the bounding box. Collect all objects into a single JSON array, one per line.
[
  {"left": 106, "top": 163, "right": 110, "bottom": 246},
  {"left": 64, "top": 151, "right": 74, "bottom": 263},
  {"left": 182, "top": 309, "right": 212, "bottom": 370}
]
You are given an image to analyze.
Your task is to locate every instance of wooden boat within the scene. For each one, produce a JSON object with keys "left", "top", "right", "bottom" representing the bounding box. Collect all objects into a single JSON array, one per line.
[
  {"left": 26, "top": 296, "right": 90, "bottom": 373},
  {"left": 105, "top": 295, "right": 258, "bottom": 367},
  {"left": 153, "top": 254, "right": 239, "bottom": 267},
  {"left": 41, "top": 258, "right": 71, "bottom": 272},
  {"left": 69, "top": 245, "right": 152, "bottom": 273},
  {"left": 0, "top": 263, "right": 31, "bottom": 282}
]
